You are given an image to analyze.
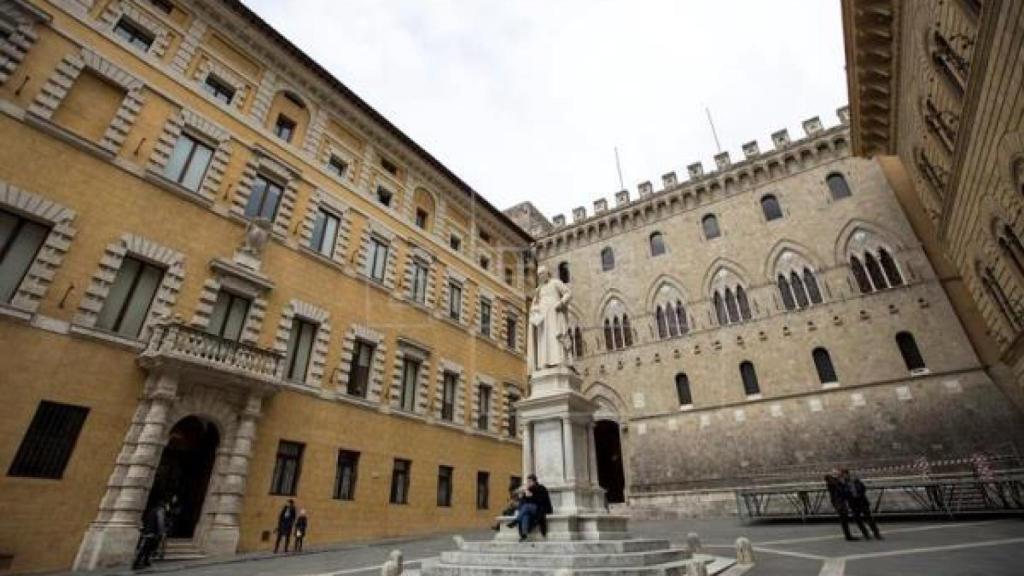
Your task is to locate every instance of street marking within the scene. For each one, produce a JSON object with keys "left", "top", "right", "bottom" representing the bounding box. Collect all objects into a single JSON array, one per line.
[
  {"left": 841, "top": 536, "right": 1024, "bottom": 561},
  {"left": 297, "top": 558, "right": 424, "bottom": 576},
  {"left": 818, "top": 558, "right": 845, "bottom": 576},
  {"left": 751, "top": 547, "right": 828, "bottom": 561},
  {"left": 756, "top": 520, "right": 996, "bottom": 545}
]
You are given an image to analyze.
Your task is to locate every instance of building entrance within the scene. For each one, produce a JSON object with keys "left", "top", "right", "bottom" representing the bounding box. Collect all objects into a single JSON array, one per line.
[
  {"left": 594, "top": 419, "right": 626, "bottom": 504},
  {"left": 146, "top": 416, "right": 220, "bottom": 538}
]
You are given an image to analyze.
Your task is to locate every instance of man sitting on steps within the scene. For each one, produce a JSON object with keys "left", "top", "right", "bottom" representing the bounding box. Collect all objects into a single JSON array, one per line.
[{"left": 513, "top": 474, "right": 553, "bottom": 542}]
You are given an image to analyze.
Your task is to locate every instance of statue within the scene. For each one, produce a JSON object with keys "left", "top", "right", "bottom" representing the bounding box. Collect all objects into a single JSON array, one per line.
[
  {"left": 234, "top": 217, "right": 273, "bottom": 271},
  {"left": 527, "top": 265, "right": 572, "bottom": 372}
]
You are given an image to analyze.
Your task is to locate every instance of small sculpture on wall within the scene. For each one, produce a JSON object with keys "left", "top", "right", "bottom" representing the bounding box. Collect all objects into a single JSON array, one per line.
[{"left": 235, "top": 217, "right": 272, "bottom": 270}]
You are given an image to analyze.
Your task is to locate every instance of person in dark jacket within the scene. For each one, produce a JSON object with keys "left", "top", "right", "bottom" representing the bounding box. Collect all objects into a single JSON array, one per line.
[
  {"left": 516, "top": 474, "right": 553, "bottom": 541},
  {"left": 274, "top": 499, "right": 297, "bottom": 553},
  {"left": 841, "top": 469, "right": 882, "bottom": 539},
  {"left": 293, "top": 509, "right": 308, "bottom": 552},
  {"left": 133, "top": 502, "right": 167, "bottom": 569},
  {"left": 824, "top": 473, "right": 858, "bottom": 541}
]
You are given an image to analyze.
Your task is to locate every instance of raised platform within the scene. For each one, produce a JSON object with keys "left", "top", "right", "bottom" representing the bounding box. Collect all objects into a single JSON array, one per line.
[{"left": 493, "top": 514, "right": 630, "bottom": 542}]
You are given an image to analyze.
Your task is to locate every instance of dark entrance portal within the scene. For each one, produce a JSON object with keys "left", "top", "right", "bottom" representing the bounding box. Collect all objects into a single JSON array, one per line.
[
  {"left": 147, "top": 416, "right": 220, "bottom": 538},
  {"left": 594, "top": 420, "right": 625, "bottom": 504}
]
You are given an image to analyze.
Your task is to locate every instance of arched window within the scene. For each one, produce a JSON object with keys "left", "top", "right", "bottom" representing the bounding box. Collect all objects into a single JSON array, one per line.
[
  {"left": 895, "top": 331, "right": 926, "bottom": 372},
  {"left": 791, "top": 271, "right": 809, "bottom": 308},
  {"left": 702, "top": 214, "right": 720, "bottom": 239},
  {"left": 713, "top": 292, "right": 728, "bottom": 326},
  {"left": 649, "top": 232, "right": 666, "bottom": 256},
  {"left": 737, "top": 286, "right": 752, "bottom": 320},
  {"left": 827, "top": 173, "right": 851, "bottom": 200},
  {"left": 878, "top": 249, "right": 903, "bottom": 286},
  {"left": 665, "top": 301, "right": 680, "bottom": 337},
  {"left": 674, "top": 302, "right": 689, "bottom": 335},
  {"left": 804, "top": 268, "right": 823, "bottom": 304},
  {"left": 622, "top": 315, "right": 633, "bottom": 347},
  {"left": 725, "top": 288, "right": 739, "bottom": 323},
  {"left": 761, "top": 195, "right": 783, "bottom": 221},
  {"left": 604, "top": 319, "right": 613, "bottom": 351},
  {"left": 675, "top": 373, "right": 693, "bottom": 406},
  {"left": 996, "top": 224, "right": 1024, "bottom": 279},
  {"left": 864, "top": 252, "right": 889, "bottom": 290},
  {"left": 601, "top": 247, "right": 615, "bottom": 271},
  {"left": 778, "top": 275, "right": 796, "bottom": 310},
  {"left": 655, "top": 306, "right": 668, "bottom": 339},
  {"left": 980, "top": 265, "right": 1022, "bottom": 332},
  {"left": 558, "top": 261, "right": 571, "bottom": 284},
  {"left": 612, "top": 317, "right": 623, "bottom": 349},
  {"left": 812, "top": 347, "right": 838, "bottom": 384},
  {"left": 850, "top": 256, "right": 873, "bottom": 293},
  {"left": 739, "top": 361, "right": 760, "bottom": 396}
]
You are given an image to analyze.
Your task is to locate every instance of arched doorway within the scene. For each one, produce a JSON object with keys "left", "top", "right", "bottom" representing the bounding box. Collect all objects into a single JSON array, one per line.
[
  {"left": 594, "top": 419, "right": 626, "bottom": 504},
  {"left": 147, "top": 416, "right": 220, "bottom": 539}
]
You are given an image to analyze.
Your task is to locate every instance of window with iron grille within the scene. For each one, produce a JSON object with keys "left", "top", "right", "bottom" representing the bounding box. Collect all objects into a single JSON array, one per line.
[
  {"left": 333, "top": 450, "right": 359, "bottom": 501},
  {"left": 8, "top": 401, "right": 89, "bottom": 479},
  {"left": 269, "top": 440, "right": 304, "bottom": 496},
  {"left": 437, "top": 465, "right": 453, "bottom": 507},
  {"left": 476, "top": 471, "right": 490, "bottom": 510},
  {"left": 390, "top": 459, "right": 411, "bottom": 504}
]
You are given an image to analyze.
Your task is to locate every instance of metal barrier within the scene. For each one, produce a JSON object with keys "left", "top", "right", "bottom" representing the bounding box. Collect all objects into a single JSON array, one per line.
[{"left": 735, "top": 471, "right": 1024, "bottom": 522}]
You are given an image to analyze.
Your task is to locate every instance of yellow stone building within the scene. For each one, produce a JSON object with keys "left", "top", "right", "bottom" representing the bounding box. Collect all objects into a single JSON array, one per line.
[{"left": 0, "top": 0, "right": 531, "bottom": 572}]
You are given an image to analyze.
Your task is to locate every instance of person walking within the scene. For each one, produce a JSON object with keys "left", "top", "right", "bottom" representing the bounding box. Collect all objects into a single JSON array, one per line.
[
  {"left": 273, "top": 499, "right": 297, "bottom": 553},
  {"left": 515, "top": 474, "right": 553, "bottom": 542},
  {"left": 841, "top": 469, "right": 882, "bottom": 540},
  {"left": 132, "top": 501, "right": 167, "bottom": 570},
  {"left": 824, "top": 472, "right": 858, "bottom": 541},
  {"left": 293, "top": 509, "right": 308, "bottom": 553}
]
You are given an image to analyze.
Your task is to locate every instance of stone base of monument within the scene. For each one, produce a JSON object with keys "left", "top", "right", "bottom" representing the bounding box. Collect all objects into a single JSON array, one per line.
[{"left": 492, "top": 514, "right": 630, "bottom": 542}]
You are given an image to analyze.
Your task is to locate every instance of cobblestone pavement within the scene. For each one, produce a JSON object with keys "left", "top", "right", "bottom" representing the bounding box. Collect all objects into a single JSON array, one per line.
[{"left": 77, "top": 517, "right": 1024, "bottom": 576}]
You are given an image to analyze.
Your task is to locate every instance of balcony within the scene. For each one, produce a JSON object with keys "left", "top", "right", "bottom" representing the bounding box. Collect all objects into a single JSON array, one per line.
[{"left": 139, "top": 320, "right": 284, "bottom": 395}]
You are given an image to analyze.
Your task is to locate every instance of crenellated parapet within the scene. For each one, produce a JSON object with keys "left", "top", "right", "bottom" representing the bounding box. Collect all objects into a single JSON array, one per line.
[{"left": 537, "top": 108, "right": 851, "bottom": 256}]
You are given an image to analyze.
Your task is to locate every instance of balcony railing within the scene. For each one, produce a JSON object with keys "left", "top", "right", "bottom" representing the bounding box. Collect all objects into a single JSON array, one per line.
[{"left": 141, "top": 320, "right": 284, "bottom": 385}]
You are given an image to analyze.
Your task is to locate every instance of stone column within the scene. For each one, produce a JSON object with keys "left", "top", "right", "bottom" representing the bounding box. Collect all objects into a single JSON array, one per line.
[
  {"left": 586, "top": 422, "right": 599, "bottom": 487},
  {"left": 522, "top": 421, "right": 534, "bottom": 478},
  {"left": 74, "top": 370, "right": 179, "bottom": 571},
  {"left": 202, "top": 394, "right": 262, "bottom": 556},
  {"left": 562, "top": 417, "right": 576, "bottom": 483}
]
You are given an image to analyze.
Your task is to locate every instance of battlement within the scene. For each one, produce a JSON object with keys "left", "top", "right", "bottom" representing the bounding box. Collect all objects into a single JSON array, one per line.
[{"left": 546, "top": 106, "right": 849, "bottom": 233}]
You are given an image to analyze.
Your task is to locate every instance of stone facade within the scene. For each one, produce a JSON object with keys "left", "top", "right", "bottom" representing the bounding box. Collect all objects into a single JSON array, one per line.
[
  {"left": 534, "top": 117, "right": 1024, "bottom": 511},
  {"left": 0, "top": 0, "right": 529, "bottom": 573},
  {"left": 843, "top": 0, "right": 1024, "bottom": 414}
]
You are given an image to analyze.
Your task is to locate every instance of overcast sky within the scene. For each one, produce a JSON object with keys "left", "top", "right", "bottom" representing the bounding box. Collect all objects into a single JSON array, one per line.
[{"left": 245, "top": 0, "right": 849, "bottom": 220}]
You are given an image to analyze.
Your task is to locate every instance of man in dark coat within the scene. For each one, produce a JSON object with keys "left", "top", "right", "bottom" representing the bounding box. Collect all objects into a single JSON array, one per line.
[
  {"left": 274, "top": 499, "right": 297, "bottom": 553},
  {"left": 841, "top": 469, "right": 882, "bottom": 539},
  {"left": 293, "top": 509, "right": 308, "bottom": 553},
  {"left": 516, "top": 474, "right": 553, "bottom": 541},
  {"left": 132, "top": 502, "right": 167, "bottom": 569},
  {"left": 825, "top": 472, "right": 858, "bottom": 541}
]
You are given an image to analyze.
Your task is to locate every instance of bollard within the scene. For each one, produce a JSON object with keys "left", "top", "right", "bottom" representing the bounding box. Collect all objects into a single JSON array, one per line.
[
  {"left": 686, "top": 559, "right": 709, "bottom": 576},
  {"left": 452, "top": 535, "right": 465, "bottom": 549},
  {"left": 736, "top": 537, "right": 755, "bottom": 565},
  {"left": 686, "top": 532, "right": 702, "bottom": 554},
  {"left": 381, "top": 549, "right": 404, "bottom": 575}
]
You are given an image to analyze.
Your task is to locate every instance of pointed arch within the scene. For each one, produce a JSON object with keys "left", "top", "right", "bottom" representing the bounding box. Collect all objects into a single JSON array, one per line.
[
  {"left": 584, "top": 381, "right": 627, "bottom": 422},
  {"left": 834, "top": 219, "right": 905, "bottom": 266},
  {"left": 644, "top": 273, "right": 690, "bottom": 311},
  {"left": 702, "top": 257, "right": 750, "bottom": 296},
  {"left": 763, "top": 239, "right": 824, "bottom": 280}
]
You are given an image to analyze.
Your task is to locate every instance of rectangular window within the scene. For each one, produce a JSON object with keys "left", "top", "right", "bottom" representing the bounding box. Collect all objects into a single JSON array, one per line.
[
  {"left": 270, "top": 440, "right": 304, "bottom": 496},
  {"left": 202, "top": 75, "right": 235, "bottom": 105},
  {"left": 476, "top": 471, "right": 490, "bottom": 510},
  {"left": 310, "top": 209, "right": 340, "bottom": 258},
  {"left": 477, "top": 385, "right": 491, "bottom": 431},
  {"left": 390, "top": 458, "right": 411, "bottom": 504},
  {"left": 244, "top": 175, "right": 284, "bottom": 222},
  {"left": 96, "top": 256, "right": 165, "bottom": 338},
  {"left": 377, "top": 186, "right": 393, "bottom": 207},
  {"left": 479, "top": 256, "right": 490, "bottom": 270},
  {"left": 8, "top": 401, "right": 89, "bottom": 479},
  {"left": 448, "top": 283, "right": 462, "bottom": 321},
  {"left": 113, "top": 17, "right": 154, "bottom": 52},
  {"left": 380, "top": 157, "right": 398, "bottom": 175},
  {"left": 285, "top": 319, "right": 317, "bottom": 383},
  {"left": 479, "top": 230, "right": 491, "bottom": 243},
  {"left": 441, "top": 371, "right": 458, "bottom": 422},
  {"left": 369, "top": 238, "right": 389, "bottom": 283},
  {"left": 415, "top": 209, "right": 428, "bottom": 229},
  {"left": 449, "top": 235, "right": 461, "bottom": 252},
  {"left": 506, "top": 393, "right": 519, "bottom": 437},
  {"left": 274, "top": 114, "right": 296, "bottom": 142},
  {"left": 411, "top": 261, "right": 428, "bottom": 304},
  {"left": 348, "top": 340, "right": 374, "bottom": 397},
  {"left": 504, "top": 267, "right": 514, "bottom": 286},
  {"left": 0, "top": 209, "right": 50, "bottom": 304},
  {"left": 506, "top": 316, "right": 517, "bottom": 350},
  {"left": 400, "top": 357, "right": 420, "bottom": 412},
  {"left": 206, "top": 291, "right": 251, "bottom": 342},
  {"left": 149, "top": 0, "right": 173, "bottom": 14},
  {"left": 327, "top": 155, "right": 348, "bottom": 177},
  {"left": 333, "top": 450, "right": 359, "bottom": 501},
  {"left": 437, "top": 465, "right": 453, "bottom": 507},
  {"left": 480, "top": 299, "right": 492, "bottom": 337},
  {"left": 163, "top": 133, "right": 214, "bottom": 192}
]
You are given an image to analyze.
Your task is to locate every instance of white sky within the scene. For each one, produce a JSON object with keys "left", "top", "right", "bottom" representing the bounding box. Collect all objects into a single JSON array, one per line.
[{"left": 244, "top": 0, "right": 849, "bottom": 220}]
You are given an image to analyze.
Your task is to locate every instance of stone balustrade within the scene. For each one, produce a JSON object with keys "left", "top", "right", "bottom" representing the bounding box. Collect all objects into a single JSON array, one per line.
[{"left": 141, "top": 320, "right": 284, "bottom": 387}]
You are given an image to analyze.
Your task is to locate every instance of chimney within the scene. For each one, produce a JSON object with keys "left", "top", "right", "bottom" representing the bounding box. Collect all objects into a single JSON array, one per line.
[{"left": 771, "top": 129, "right": 791, "bottom": 149}]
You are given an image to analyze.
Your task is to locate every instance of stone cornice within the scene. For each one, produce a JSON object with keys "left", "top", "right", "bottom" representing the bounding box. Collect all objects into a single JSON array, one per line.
[{"left": 841, "top": 0, "right": 900, "bottom": 157}]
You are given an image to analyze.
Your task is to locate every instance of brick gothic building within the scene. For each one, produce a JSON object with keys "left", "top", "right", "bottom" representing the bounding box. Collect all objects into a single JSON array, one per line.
[
  {"left": 0, "top": 0, "right": 530, "bottom": 572},
  {"left": 528, "top": 115, "right": 1024, "bottom": 513}
]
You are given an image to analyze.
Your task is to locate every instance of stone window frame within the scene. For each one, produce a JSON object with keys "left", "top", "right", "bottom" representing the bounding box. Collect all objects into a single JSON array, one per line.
[
  {"left": 472, "top": 373, "right": 497, "bottom": 435},
  {"left": 500, "top": 299, "right": 523, "bottom": 353},
  {"left": 502, "top": 382, "right": 524, "bottom": 439},
  {"left": 441, "top": 267, "right": 469, "bottom": 325},
  {"left": 148, "top": 108, "right": 232, "bottom": 202},
  {"left": 476, "top": 287, "right": 494, "bottom": 339},
  {"left": 193, "top": 56, "right": 249, "bottom": 110},
  {"left": 318, "top": 139, "right": 358, "bottom": 185},
  {"left": 402, "top": 245, "right": 437, "bottom": 308},
  {"left": 99, "top": 0, "right": 173, "bottom": 58},
  {"left": 334, "top": 323, "right": 389, "bottom": 404},
  {"left": 0, "top": 179, "right": 76, "bottom": 315},
  {"left": 188, "top": 274, "right": 268, "bottom": 346},
  {"left": 433, "top": 358, "right": 466, "bottom": 425},
  {"left": 355, "top": 221, "right": 398, "bottom": 290},
  {"left": 29, "top": 47, "right": 146, "bottom": 155},
  {"left": 73, "top": 233, "right": 185, "bottom": 340},
  {"left": 0, "top": 0, "right": 46, "bottom": 86},
  {"left": 229, "top": 150, "right": 300, "bottom": 237},
  {"left": 273, "top": 299, "right": 331, "bottom": 388},
  {"left": 298, "top": 189, "right": 352, "bottom": 267},
  {"left": 389, "top": 338, "right": 432, "bottom": 415}
]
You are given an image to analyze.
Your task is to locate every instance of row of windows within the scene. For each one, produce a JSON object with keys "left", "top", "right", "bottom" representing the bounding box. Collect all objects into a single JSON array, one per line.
[
  {"left": 588, "top": 173, "right": 854, "bottom": 272},
  {"left": 671, "top": 333, "right": 927, "bottom": 407}
]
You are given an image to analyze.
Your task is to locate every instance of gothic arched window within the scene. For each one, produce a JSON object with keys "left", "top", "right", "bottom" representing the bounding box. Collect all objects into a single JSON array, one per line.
[
  {"left": 740, "top": 361, "right": 760, "bottom": 396},
  {"left": 600, "top": 247, "right": 615, "bottom": 271},
  {"left": 675, "top": 373, "right": 693, "bottom": 406},
  {"left": 737, "top": 286, "right": 752, "bottom": 320},
  {"left": 878, "top": 249, "right": 903, "bottom": 286},
  {"left": 761, "top": 195, "right": 783, "bottom": 221},
  {"left": 655, "top": 306, "right": 668, "bottom": 339},
  {"left": 702, "top": 214, "right": 720, "bottom": 240},
  {"left": 864, "top": 252, "right": 889, "bottom": 290},
  {"left": 804, "top": 268, "right": 823, "bottom": 304},
  {"left": 622, "top": 315, "right": 633, "bottom": 347},
  {"left": 850, "top": 255, "right": 873, "bottom": 293},
  {"left": 649, "top": 232, "right": 666, "bottom": 257},
  {"left": 827, "top": 173, "right": 852, "bottom": 200},
  {"left": 896, "top": 331, "right": 926, "bottom": 372},
  {"left": 778, "top": 275, "right": 796, "bottom": 310},
  {"left": 713, "top": 292, "right": 728, "bottom": 326},
  {"left": 791, "top": 271, "right": 809, "bottom": 308},
  {"left": 603, "top": 319, "right": 613, "bottom": 351},
  {"left": 812, "top": 347, "right": 838, "bottom": 384}
]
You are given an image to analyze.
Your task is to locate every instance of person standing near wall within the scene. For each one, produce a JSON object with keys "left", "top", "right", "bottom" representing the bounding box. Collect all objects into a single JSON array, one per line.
[
  {"left": 274, "top": 499, "right": 297, "bottom": 553},
  {"left": 293, "top": 509, "right": 308, "bottom": 552}
]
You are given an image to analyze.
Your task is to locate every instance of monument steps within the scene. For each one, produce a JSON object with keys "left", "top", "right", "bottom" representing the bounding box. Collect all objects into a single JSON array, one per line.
[
  {"left": 457, "top": 538, "right": 673, "bottom": 554},
  {"left": 421, "top": 555, "right": 729, "bottom": 576},
  {"left": 439, "top": 547, "right": 691, "bottom": 568}
]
